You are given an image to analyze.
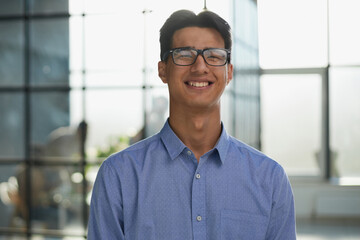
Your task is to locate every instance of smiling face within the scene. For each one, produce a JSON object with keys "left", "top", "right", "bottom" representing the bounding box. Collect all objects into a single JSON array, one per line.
[{"left": 158, "top": 27, "right": 233, "bottom": 113}]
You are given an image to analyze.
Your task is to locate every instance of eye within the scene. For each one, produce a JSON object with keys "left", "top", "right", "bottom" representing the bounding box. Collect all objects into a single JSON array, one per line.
[
  {"left": 175, "top": 49, "right": 194, "bottom": 59},
  {"left": 205, "top": 49, "right": 227, "bottom": 62}
]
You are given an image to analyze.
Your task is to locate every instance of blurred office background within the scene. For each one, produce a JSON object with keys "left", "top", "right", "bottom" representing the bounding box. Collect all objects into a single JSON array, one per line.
[{"left": 0, "top": 0, "right": 359, "bottom": 239}]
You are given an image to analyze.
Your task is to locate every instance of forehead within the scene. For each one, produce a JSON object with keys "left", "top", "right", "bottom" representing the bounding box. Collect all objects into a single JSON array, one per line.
[{"left": 172, "top": 27, "right": 225, "bottom": 49}]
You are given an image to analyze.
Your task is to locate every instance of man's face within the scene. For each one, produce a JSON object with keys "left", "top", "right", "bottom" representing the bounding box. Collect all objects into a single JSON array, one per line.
[{"left": 158, "top": 27, "right": 233, "bottom": 112}]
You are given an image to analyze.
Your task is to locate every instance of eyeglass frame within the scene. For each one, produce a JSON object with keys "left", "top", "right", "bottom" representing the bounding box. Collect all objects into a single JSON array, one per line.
[{"left": 161, "top": 47, "right": 231, "bottom": 66}]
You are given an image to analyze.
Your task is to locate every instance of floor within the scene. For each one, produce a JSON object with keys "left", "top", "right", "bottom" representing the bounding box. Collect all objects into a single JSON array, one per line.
[{"left": 296, "top": 219, "right": 360, "bottom": 240}]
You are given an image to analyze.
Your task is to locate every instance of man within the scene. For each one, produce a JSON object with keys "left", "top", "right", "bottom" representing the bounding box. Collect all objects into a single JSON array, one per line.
[{"left": 88, "top": 9, "right": 296, "bottom": 240}]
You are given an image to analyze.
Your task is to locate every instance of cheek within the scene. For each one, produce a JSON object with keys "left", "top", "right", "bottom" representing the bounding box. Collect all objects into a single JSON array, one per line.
[
  {"left": 217, "top": 69, "right": 229, "bottom": 84},
  {"left": 166, "top": 67, "right": 186, "bottom": 82}
]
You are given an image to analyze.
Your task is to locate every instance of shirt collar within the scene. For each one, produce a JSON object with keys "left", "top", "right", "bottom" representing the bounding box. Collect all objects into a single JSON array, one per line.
[
  {"left": 214, "top": 122, "right": 230, "bottom": 164},
  {"left": 160, "top": 119, "right": 230, "bottom": 164},
  {"left": 160, "top": 120, "right": 187, "bottom": 161}
]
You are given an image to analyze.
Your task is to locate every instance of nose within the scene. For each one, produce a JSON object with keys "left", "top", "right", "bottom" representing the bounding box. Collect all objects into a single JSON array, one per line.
[{"left": 190, "top": 54, "right": 209, "bottom": 73}]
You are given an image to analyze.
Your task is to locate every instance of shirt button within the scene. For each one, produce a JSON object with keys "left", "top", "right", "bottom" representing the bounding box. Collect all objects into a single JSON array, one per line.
[
  {"left": 196, "top": 215, "right": 202, "bottom": 222},
  {"left": 187, "top": 150, "right": 192, "bottom": 156},
  {"left": 195, "top": 173, "right": 201, "bottom": 179}
]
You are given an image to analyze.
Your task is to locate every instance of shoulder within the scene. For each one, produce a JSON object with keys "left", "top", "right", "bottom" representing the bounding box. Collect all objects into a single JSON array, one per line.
[
  {"left": 103, "top": 133, "right": 163, "bottom": 170},
  {"left": 227, "top": 136, "right": 275, "bottom": 164},
  {"left": 227, "top": 136, "right": 287, "bottom": 181}
]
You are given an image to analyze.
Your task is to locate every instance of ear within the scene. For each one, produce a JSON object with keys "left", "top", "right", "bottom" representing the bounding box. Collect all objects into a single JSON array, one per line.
[
  {"left": 226, "top": 63, "right": 234, "bottom": 85},
  {"left": 158, "top": 61, "right": 168, "bottom": 84}
]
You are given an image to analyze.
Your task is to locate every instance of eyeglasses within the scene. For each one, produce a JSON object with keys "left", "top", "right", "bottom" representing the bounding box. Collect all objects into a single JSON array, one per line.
[{"left": 162, "top": 47, "right": 231, "bottom": 66}]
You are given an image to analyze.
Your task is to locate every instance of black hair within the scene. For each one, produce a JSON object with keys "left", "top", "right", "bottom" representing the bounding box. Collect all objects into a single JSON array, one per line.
[{"left": 159, "top": 9, "right": 232, "bottom": 61}]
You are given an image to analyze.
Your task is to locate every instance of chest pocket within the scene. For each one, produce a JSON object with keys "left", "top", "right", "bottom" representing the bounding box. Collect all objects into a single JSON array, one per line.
[{"left": 221, "top": 209, "right": 268, "bottom": 240}]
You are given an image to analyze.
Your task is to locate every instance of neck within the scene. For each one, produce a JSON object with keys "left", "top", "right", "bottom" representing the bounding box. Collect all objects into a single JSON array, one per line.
[{"left": 168, "top": 106, "right": 222, "bottom": 162}]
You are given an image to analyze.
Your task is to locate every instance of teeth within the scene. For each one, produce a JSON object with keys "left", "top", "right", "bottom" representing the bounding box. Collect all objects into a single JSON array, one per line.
[{"left": 189, "top": 82, "right": 209, "bottom": 87}]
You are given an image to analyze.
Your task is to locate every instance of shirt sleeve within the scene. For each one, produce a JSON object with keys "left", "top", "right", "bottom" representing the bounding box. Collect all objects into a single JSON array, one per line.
[
  {"left": 87, "top": 160, "right": 125, "bottom": 240},
  {"left": 266, "top": 165, "right": 296, "bottom": 240}
]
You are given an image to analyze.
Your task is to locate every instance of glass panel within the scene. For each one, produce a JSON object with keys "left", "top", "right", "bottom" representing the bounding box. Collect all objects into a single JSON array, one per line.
[
  {"left": 84, "top": 14, "right": 143, "bottom": 72},
  {"left": 258, "top": 0, "right": 328, "bottom": 68},
  {"left": 30, "top": 18, "right": 69, "bottom": 86},
  {"left": 30, "top": 92, "right": 78, "bottom": 161},
  {"left": 260, "top": 74, "right": 322, "bottom": 176},
  {"left": 329, "top": 0, "right": 360, "bottom": 65},
  {"left": 29, "top": 0, "right": 68, "bottom": 14},
  {"left": 69, "top": 0, "right": 84, "bottom": 15},
  {"left": 233, "top": 45, "right": 259, "bottom": 70},
  {"left": 85, "top": 89, "right": 143, "bottom": 161},
  {"left": 85, "top": 71, "right": 143, "bottom": 87},
  {"left": 235, "top": 97, "right": 260, "bottom": 149},
  {"left": 0, "top": 164, "right": 27, "bottom": 229},
  {"left": 0, "top": 236, "right": 26, "bottom": 240},
  {"left": 145, "top": 66, "right": 164, "bottom": 87},
  {"left": 84, "top": 0, "right": 203, "bottom": 15},
  {"left": 69, "top": 16, "right": 83, "bottom": 73},
  {"left": 330, "top": 67, "right": 360, "bottom": 178},
  {"left": 70, "top": 89, "right": 84, "bottom": 127},
  {"left": 70, "top": 72, "right": 83, "bottom": 88},
  {"left": 0, "top": 21, "right": 24, "bottom": 87},
  {"left": 235, "top": 97, "right": 248, "bottom": 142},
  {"left": 30, "top": 90, "right": 83, "bottom": 160},
  {"left": 221, "top": 89, "right": 235, "bottom": 136},
  {"left": 142, "top": 9, "right": 165, "bottom": 88},
  {"left": 144, "top": 87, "right": 169, "bottom": 138},
  {"left": 85, "top": 164, "right": 100, "bottom": 206},
  {"left": 84, "top": 0, "right": 130, "bottom": 14},
  {"left": 0, "top": 0, "right": 23, "bottom": 15},
  {"left": 235, "top": 74, "right": 259, "bottom": 96},
  {"left": 30, "top": 165, "right": 84, "bottom": 235},
  {"left": 233, "top": 0, "right": 258, "bottom": 49},
  {"left": 0, "top": 93, "right": 25, "bottom": 159},
  {"left": 232, "top": 72, "right": 260, "bottom": 148}
]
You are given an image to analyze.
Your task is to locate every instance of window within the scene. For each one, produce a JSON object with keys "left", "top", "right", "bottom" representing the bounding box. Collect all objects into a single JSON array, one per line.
[
  {"left": 261, "top": 74, "right": 322, "bottom": 176},
  {"left": 330, "top": 68, "right": 360, "bottom": 179},
  {"left": 258, "top": 0, "right": 328, "bottom": 69},
  {"left": 258, "top": 0, "right": 360, "bottom": 179}
]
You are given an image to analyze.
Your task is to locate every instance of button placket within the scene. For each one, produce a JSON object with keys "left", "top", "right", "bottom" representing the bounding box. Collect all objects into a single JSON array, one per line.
[{"left": 191, "top": 162, "right": 206, "bottom": 239}]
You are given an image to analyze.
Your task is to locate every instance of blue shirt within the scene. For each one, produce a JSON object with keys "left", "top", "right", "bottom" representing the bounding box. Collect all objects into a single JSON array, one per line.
[{"left": 88, "top": 121, "right": 296, "bottom": 240}]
